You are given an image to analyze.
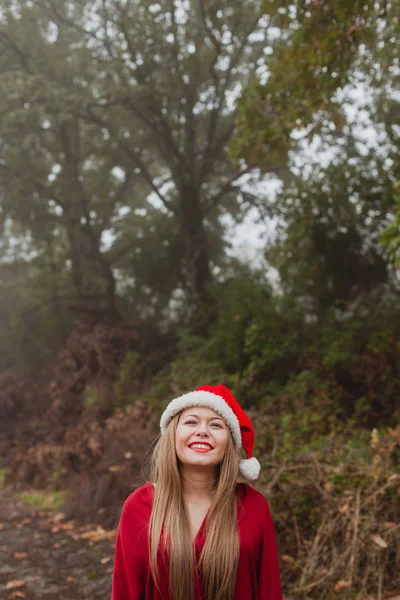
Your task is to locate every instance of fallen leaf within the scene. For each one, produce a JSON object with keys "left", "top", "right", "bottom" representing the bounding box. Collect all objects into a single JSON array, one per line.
[
  {"left": 66, "top": 577, "right": 74, "bottom": 583},
  {"left": 79, "top": 526, "right": 117, "bottom": 542},
  {"left": 52, "top": 512, "right": 66, "bottom": 522},
  {"left": 101, "top": 557, "right": 111, "bottom": 564},
  {"left": 339, "top": 503, "right": 350, "bottom": 514},
  {"left": 14, "top": 552, "right": 28, "bottom": 559},
  {"left": 124, "top": 452, "right": 133, "bottom": 460},
  {"left": 10, "top": 592, "right": 26, "bottom": 599},
  {"left": 0, "top": 523, "right": 5, "bottom": 530},
  {"left": 59, "top": 521, "right": 74, "bottom": 531},
  {"left": 370, "top": 533, "right": 388, "bottom": 549},
  {"left": 334, "top": 580, "right": 352, "bottom": 592},
  {"left": 108, "top": 465, "right": 124, "bottom": 473},
  {"left": 6, "top": 580, "right": 26, "bottom": 590}
]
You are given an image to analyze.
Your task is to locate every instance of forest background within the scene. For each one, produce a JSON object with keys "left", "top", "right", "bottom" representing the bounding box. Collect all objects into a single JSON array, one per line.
[{"left": 0, "top": 0, "right": 399, "bottom": 598}]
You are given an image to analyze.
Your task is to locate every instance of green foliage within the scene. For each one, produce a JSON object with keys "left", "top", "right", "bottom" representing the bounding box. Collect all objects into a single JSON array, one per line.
[
  {"left": 232, "top": 0, "right": 398, "bottom": 165},
  {"left": 267, "top": 151, "right": 392, "bottom": 315},
  {"left": 381, "top": 181, "right": 400, "bottom": 265},
  {"left": 114, "top": 351, "right": 146, "bottom": 406},
  {"left": 0, "top": 0, "right": 285, "bottom": 337},
  {"left": 164, "top": 332, "right": 237, "bottom": 397},
  {"left": 243, "top": 299, "right": 303, "bottom": 389},
  {"left": 206, "top": 265, "right": 275, "bottom": 373},
  {"left": 84, "top": 385, "right": 98, "bottom": 409},
  {"left": 0, "top": 0, "right": 398, "bottom": 375}
]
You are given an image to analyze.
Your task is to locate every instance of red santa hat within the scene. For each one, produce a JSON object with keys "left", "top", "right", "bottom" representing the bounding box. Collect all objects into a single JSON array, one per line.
[{"left": 159, "top": 384, "right": 261, "bottom": 481}]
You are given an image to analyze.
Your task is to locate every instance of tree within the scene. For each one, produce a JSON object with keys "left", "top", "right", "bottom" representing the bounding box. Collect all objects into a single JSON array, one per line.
[
  {"left": 268, "top": 144, "right": 395, "bottom": 315},
  {"left": 0, "top": 2, "right": 153, "bottom": 320},
  {"left": 231, "top": 0, "right": 398, "bottom": 165},
  {"left": 229, "top": 0, "right": 399, "bottom": 313},
  {"left": 0, "top": 219, "right": 73, "bottom": 369},
  {"left": 0, "top": 0, "right": 294, "bottom": 324}
]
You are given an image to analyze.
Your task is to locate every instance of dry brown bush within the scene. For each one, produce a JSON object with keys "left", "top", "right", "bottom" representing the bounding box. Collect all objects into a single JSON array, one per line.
[
  {"left": 46, "top": 320, "right": 140, "bottom": 438},
  {"left": 3, "top": 320, "right": 158, "bottom": 525},
  {"left": 8, "top": 401, "right": 157, "bottom": 526},
  {"left": 0, "top": 371, "right": 51, "bottom": 463},
  {"left": 260, "top": 426, "right": 400, "bottom": 598},
  {"left": 62, "top": 401, "right": 158, "bottom": 526}
]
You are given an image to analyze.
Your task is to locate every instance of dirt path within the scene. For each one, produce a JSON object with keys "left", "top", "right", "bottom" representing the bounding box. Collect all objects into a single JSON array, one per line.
[{"left": 0, "top": 487, "right": 114, "bottom": 600}]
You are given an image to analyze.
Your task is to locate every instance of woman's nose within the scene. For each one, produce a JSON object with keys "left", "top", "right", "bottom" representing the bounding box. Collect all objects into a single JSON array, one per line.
[{"left": 196, "top": 426, "right": 209, "bottom": 437}]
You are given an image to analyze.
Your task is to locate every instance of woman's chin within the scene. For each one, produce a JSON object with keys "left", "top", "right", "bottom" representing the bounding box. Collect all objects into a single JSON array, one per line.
[{"left": 180, "top": 453, "right": 219, "bottom": 468}]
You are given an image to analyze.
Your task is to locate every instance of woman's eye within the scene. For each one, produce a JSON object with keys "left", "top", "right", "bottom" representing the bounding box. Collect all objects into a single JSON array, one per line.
[{"left": 183, "top": 420, "right": 223, "bottom": 428}]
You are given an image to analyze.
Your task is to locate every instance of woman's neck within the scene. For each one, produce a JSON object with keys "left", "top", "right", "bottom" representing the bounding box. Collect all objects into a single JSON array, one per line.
[{"left": 180, "top": 464, "right": 218, "bottom": 502}]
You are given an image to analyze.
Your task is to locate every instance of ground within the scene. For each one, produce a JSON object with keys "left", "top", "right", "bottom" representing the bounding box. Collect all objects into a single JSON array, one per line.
[{"left": 0, "top": 487, "right": 114, "bottom": 600}]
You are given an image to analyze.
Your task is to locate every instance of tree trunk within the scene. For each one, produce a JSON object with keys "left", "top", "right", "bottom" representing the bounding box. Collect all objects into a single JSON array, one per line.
[
  {"left": 67, "top": 225, "right": 85, "bottom": 298},
  {"left": 66, "top": 221, "right": 120, "bottom": 322},
  {"left": 179, "top": 187, "right": 213, "bottom": 306}
]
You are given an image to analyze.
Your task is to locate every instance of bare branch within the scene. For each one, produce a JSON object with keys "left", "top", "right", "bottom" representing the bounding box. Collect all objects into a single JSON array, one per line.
[
  {"left": 0, "top": 31, "right": 32, "bottom": 73},
  {"left": 199, "top": 13, "right": 268, "bottom": 181},
  {"left": 200, "top": 121, "right": 236, "bottom": 182},
  {"left": 31, "top": 0, "right": 96, "bottom": 38},
  {"left": 122, "top": 97, "right": 176, "bottom": 167},
  {"left": 197, "top": 0, "right": 223, "bottom": 53},
  {"left": 117, "top": 10, "right": 182, "bottom": 164},
  {"left": 100, "top": 166, "right": 136, "bottom": 229},
  {"left": 204, "top": 165, "right": 254, "bottom": 213},
  {"left": 0, "top": 162, "right": 66, "bottom": 210},
  {"left": 85, "top": 104, "right": 175, "bottom": 213}
]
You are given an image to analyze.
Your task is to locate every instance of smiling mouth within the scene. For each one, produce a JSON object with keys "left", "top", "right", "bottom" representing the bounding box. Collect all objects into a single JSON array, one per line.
[{"left": 188, "top": 443, "right": 214, "bottom": 451}]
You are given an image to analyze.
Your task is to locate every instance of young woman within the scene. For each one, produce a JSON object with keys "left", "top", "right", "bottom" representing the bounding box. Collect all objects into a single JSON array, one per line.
[{"left": 111, "top": 384, "right": 282, "bottom": 600}]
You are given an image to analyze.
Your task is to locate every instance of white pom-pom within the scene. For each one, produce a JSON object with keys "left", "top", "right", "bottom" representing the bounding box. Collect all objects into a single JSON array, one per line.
[{"left": 239, "top": 457, "right": 261, "bottom": 481}]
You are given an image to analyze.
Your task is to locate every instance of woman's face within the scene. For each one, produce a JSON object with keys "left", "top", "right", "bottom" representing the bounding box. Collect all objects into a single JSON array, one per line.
[{"left": 175, "top": 406, "right": 229, "bottom": 469}]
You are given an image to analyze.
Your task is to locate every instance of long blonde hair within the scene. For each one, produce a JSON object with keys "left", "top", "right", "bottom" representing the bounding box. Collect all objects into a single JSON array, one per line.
[{"left": 148, "top": 413, "right": 240, "bottom": 600}]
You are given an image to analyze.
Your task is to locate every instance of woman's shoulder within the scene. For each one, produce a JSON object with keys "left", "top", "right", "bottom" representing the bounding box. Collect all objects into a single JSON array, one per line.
[
  {"left": 117, "top": 482, "right": 154, "bottom": 543},
  {"left": 237, "top": 483, "right": 275, "bottom": 531},
  {"left": 237, "top": 482, "right": 270, "bottom": 510},
  {"left": 121, "top": 481, "right": 154, "bottom": 517}
]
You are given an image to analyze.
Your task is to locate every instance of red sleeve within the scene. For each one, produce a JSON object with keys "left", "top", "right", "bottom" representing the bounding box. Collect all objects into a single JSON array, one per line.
[
  {"left": 111, "top": 490, "right": 149, "bottom": 600},
  {"left": 258, "top": 497, "right": 283, "bottom": 600}
]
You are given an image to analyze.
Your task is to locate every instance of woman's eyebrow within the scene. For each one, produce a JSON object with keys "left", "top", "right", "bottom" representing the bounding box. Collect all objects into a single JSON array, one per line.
[{"left": 183, "top": 413, "right": 224, "bottom": 421}]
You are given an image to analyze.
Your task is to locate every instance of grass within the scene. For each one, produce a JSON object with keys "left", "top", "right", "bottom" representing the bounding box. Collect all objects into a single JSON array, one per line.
[
  {"left": 19, "top": 489, "right": 65, "bottom": 510},
  {"left": 0, "top": 468, "right": 6, "bottom": 484}
]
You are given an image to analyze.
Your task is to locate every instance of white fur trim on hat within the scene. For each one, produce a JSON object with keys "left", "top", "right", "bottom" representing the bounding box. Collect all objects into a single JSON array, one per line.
[
  {"left": 239, "top": 457, "right": 261, "bottom": 481},
  {"left": 160, "top": 390, "right": 242, "bottom": 450}
]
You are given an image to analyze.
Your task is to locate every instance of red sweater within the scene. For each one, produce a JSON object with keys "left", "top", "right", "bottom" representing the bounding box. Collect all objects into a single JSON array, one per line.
[{"left": 111, "top": 481, "right": 282, "bottom": 600}]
